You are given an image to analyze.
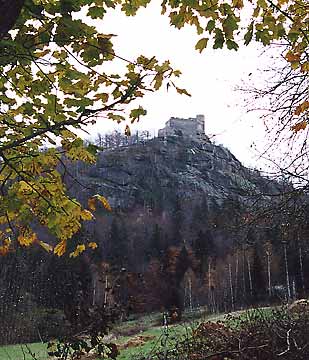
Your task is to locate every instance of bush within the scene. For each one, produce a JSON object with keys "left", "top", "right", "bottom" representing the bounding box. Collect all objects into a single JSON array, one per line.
[
  {"left": 0, "top": 308, "right": 67, "bottom": 345},
  {"left": 144, "top": 307, "right": 309, "bottom": 359}
]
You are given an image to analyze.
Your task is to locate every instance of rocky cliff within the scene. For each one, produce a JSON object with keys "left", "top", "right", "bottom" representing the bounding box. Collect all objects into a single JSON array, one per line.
[{"left": 78, "top": 135, "right": 280, "bottom": 211}]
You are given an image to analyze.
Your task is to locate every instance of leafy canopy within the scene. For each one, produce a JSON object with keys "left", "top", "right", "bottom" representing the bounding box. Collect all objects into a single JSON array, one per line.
[{"left": 0, "top": 0, "right": 307, "bottom": 255}]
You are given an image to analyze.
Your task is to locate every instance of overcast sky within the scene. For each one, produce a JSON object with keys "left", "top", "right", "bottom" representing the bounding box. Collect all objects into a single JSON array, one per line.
[{"left": 84, "top": 3, "right": 272, "bottom": 169}]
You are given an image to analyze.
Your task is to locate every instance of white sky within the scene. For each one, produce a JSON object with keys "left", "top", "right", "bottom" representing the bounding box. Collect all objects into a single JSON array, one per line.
[{"left": 85, "top": 3, "right": 272, "bottom": 169}]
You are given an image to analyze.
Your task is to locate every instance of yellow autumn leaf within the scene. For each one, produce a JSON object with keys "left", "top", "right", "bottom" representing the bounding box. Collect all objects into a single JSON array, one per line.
[
  {"left": 88, "top": 197, "right": 96, "bottom": 211},
  {"left": 81, "top": 209, "right": 94, "bottom": 221},
  {"left": 95, "top": 194, "right": 112, "bottom": 211},
  {"left": 54, "top": 240, "right": 66, "bottom": 256},
  {"left": 301, "top": 62, "right": 309, "bottom": 73},
  {"left": 69, "top": 244, "right": 86, "bottom": 258},
  {"left": 88, "top": 242, "right": 98, "bottom": 249},
  {"left": 0, "top": 238, "right": 11, "bottom": 256},
  {"left": 0, "top": 246, "right": 9, "bottom": 256},
  {"left": 18, "top": 181, "right": 32, "bottom": 194},
  {"left": 18, "top": 231, "right": 37, "bottom": 246},
  {"left": 3, "top": 238, "right": 11, "bottom": 247},
  {"left": 291, "top": 120, "right": 307, "bottom": 132},
  {"left": 38, "top": 241, "right": 53, "bottom": 252}
]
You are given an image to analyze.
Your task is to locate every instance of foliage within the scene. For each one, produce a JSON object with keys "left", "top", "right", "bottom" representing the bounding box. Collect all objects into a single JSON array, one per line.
[
  {"left": 0, "top": 0, "right": 307, "bottom": 254},
  {"left": 47, "top": 335, "right": 118, "bottom": 360},
  {"left": 0, "top": 306, "right": 67, "bottom": 345},
  {"left": 46, "top": 303, "right": 120, "bottom": 360},
  {"left": 148, "top": 307, "right": 309, "bottom": 359}
]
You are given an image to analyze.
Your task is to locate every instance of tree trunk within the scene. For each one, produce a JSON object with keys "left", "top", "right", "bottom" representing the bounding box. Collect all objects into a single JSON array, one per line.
[
  {"left": 228, "top": 262, "right": 234, "bottom": 311},
  {"left": 298, "top": 239, "right": 305, "bottom": 296},
  {"left": 188, "top": 277, "right": 192, "bottom": 311},
  {"left": 0, "top": 0, "right": 25, "bottom": 39},
  {"left": 104, "top": 275, "right": 108, "bottom": 307},
  {"left": 235, "top": 252, "right": 239, "bottom": 305},
  {"left": 266, "top": 252, "right": 272, "bottom": 298},
  {"left": 242, "top": 247, "right": 246, "bottom": 306},
  {"left": 247, "top": 257, "right": 253, "bottom": 298},
  {"left": 283, "top": 241, "right": 291, "bottom": 301}
]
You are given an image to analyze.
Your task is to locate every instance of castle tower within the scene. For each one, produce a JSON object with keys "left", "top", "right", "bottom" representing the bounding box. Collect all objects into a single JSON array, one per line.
[{"left": 158, "top": 114, "right": 209, "bottom": 142}]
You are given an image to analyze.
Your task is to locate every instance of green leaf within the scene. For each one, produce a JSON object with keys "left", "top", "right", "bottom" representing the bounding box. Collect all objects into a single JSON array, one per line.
[
  {"left": 244, "top": 22, "right": 254, "bottom": 45},
  {"left": 223, "top": 14, "right": 238, "bottom": 39},
  {"left": 195, "top": 38, "right": 209, "bottom": 53},
  {"left": 88, "top": 6, "right": 106, "bottom": 18},
  {"left": 206, "top": 20, "right": 216, "bottom": 33},
  {"left": 87, "top": 144, "right": 102, "bottom": 155},
  {"left": 213, "top": 29, "right": 225, "bottom": 49},
  {"left": 226, "top": 39, "right": 239, "bottom": 51},
  {"left": 107, "top": 113, "right": 126, "bottom": 123},
  {"left": 130, "top": 107, "right": 147, "bottom": 122},
  {"left": 256, "top": 29, "right": 271, "bottom": 45}
]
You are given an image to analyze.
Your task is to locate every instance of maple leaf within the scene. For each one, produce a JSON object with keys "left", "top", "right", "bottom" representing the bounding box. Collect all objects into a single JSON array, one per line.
[
  {"left": 81, "top": 209, "right": 94, "bottom": 221},
  {"left": 70, "top": 244, "right": 86, "bottom": 258},
  {"left": 291, "top": 120, "right": 307, "bottom": 132},
  {"left": 54, "top": 241, "right": 67, "bottom": 257},
  {"left": 88, "top": 242, "right": 98, "bottom": 249},
  {"left": 18, "top": 231, "right": 37, "bottom": 247},
  {"left": 94, "top": 194, "right": 112, "bottom": 211},
  {"left": 38, "top": 241, "right": 53, "bottom": 252},
  {"left": 294, "top": 101, "right": 309, "bottom": 116}
]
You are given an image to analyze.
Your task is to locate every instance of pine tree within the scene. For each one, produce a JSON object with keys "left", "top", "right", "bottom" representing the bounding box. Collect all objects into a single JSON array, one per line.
[
  {"left": 170, "top": 196, "right": 183, "bottom": 246},
  {"left": 109, "top": 218, "right": 128, "bottom": 269},
  {"left": 251, "top": 244, "right": 266, "bottom": 302},
  {"left": 193, "top": 230, "right": 215, "bottom": 273},
  {"left": 147, "top": 224, "right": 162, "bottom": 260}
]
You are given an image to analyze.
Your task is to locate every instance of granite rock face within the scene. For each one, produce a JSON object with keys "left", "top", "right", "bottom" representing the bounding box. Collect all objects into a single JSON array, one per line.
[{"left": 79, "top": 136, "right": 280, "bottom": 211}]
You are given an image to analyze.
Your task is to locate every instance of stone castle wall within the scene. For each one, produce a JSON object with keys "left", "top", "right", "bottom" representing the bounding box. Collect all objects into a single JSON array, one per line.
[{"left": 158, "top": 114, "right": 207, "bottom": 141}]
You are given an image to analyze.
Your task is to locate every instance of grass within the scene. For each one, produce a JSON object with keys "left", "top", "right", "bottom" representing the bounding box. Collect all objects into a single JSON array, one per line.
[
  {"left": 0, "top": 308, "right": 214, "bottom": 360},
  {"left": 0, "top": 342, "right": 47, "bottom": 360},
  {"left": 224, "top": 306, "right": 278, "bottom": 329},
  {"left": 0, "top": 307, "right": 271, "bottom": 360},
  {"left": 115, "top": 322, "right": 196, "bottom": 360},
  {"left": 112, "top": 308, "right": 213, "bottom": 360}
]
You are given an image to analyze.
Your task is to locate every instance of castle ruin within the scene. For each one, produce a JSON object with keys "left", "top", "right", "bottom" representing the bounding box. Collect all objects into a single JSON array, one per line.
[{"left": 158, "top": 114, "right": 209, "bottom": 142}]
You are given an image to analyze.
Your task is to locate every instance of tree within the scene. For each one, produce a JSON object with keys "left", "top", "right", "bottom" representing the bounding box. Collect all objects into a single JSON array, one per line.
[
  {"left": 0, "top": 0, "right": 307, "bottom": 256},
  {"left": 108, "top": 218, "right": 127, "bottom": 269},
  {"left": 238, "top": 3, "right": 308, "bottom": 207},
  {"left": 147, "top": 224, "right": 163, "bottom": 260},
  {"left": 251, "top": 243, "right": 266, "bottom": 301},
  {"left": 192, "top": 229, "right": 215, "bottom": 273}
]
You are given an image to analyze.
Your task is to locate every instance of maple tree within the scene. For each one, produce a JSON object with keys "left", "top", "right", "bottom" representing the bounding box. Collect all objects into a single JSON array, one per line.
[{"left": 0, "top": 0, "right": 307, "bottom": 256}]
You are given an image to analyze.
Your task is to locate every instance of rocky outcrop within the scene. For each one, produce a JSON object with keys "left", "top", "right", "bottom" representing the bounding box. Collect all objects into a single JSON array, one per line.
[{"left": 78, "top": 136, "right": 280, "bottom": 211}]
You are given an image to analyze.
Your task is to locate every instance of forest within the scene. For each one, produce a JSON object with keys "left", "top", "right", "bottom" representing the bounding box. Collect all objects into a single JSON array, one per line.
[{"left": 1, "top": 132, "right": 309, "bottom": 347}]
